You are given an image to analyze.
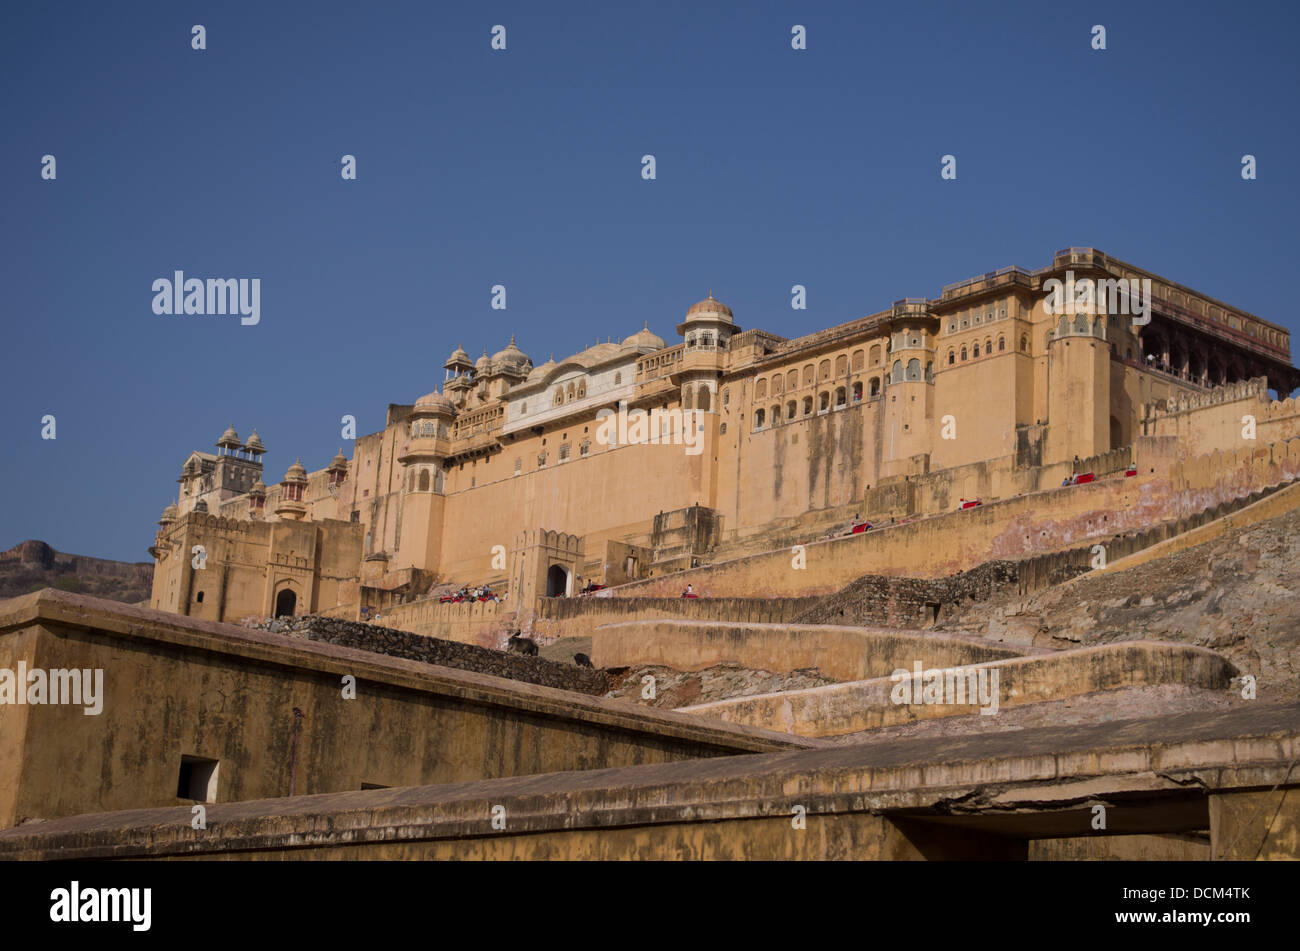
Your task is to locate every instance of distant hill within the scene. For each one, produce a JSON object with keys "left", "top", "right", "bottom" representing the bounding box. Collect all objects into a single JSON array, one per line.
[{"left": 0, "top": 540, "right": 153, "bottom": 604}]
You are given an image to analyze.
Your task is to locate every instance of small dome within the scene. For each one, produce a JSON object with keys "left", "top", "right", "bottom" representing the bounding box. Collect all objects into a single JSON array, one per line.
[
  {"left": 331, "top": 448, "right": 348, "bottom": 469},
  {"left": 414, "top": 390, "right": 454, "bottom": 414},
  {"left": 159, "top": 503, "right": 178, "bottom": 523},
  {"left": 249, "top": 480, "right": 266, "bottom": 496},
  {"left": 243, "top": 430, "right": 265, "bottom": 453},
  {"left": 217, "top": 424, "right": 241, "bottom": 447},
  {"left": 621, "top": 323, "right": 666, "bottom": 351},
  {"left": 526, "top": 356, "right": 557, "bottom": 383},
  {"left": 193, "top": 498, "right": 208, "bottom": 513},
  {"left": 492, "top": 335, "right": 530, "bottom": 367},
  {"left": 475, "top": 349, "right": 491, "bottom": 372},
  {"left": 685, "top": 292, "right": 733, "bottom": 322},
  {"left": 284, "top": 458, "right": 308, "bottom": 483},
  {"left": 444, "top": 344, "right": 471, "bottom": 368}
]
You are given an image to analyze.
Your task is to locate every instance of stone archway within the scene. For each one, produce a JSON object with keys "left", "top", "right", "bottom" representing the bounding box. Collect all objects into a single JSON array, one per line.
[
  {"left": 274, "top": 588, "right": 297, "bottom": 618},
  {"left": 546, "top": 564, "right": 569, "bottom": 598}
]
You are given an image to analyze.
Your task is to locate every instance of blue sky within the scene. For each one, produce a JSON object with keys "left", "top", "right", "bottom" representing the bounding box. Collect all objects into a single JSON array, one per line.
[{"left": 3, "top": 0, "right": 1298, "bottom": 562}]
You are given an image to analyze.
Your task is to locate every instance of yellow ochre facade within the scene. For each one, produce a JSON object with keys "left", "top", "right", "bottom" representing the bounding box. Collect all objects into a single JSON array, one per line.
[{"left": 148, "top": 247, "right": 1300, "bottom": 629}]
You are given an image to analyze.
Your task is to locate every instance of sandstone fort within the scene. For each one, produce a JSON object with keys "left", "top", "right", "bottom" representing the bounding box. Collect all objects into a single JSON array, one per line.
[{"left": 4, "top": 245, "right": 1300, "bottom": 861}]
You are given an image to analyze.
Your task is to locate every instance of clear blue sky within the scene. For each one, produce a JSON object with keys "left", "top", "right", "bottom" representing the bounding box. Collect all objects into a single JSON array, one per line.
[{"left": 3, "top": 0, "right": 1298, "bottom": 562}]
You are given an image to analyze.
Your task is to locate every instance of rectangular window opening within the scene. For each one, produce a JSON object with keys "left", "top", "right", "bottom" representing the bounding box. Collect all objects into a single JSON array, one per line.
[{"left": 177, "top": 755, "right": 219, "bottom": 802}]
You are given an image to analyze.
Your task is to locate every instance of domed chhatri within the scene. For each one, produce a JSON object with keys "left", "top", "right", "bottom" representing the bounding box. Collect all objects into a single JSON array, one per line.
[
  {"left": 414, "top": 389, "right": 454, "bottom": 413},
  {"left": 331, "top": 448, "right": 348, "bottom": 469},
  {"left": 243, "top": 429, "right": 265, "bottom": 454},
  {"left": 685, "top": 292, "right": 734, "bottom": 322},
  {"left": 621, "top": 322, "right": 666, "bottom": 352},
  {"left": 492, "top": 334, "right": 531, "bottom": 368},
  {"left": 159, "top": 503, "right": 178, "bottom": 524},
  {"left": 285, "top": 458, "right": 308, "bottom": 483},
  {"left": 217, "top": 424, "right": 241, "bottom": 448}
]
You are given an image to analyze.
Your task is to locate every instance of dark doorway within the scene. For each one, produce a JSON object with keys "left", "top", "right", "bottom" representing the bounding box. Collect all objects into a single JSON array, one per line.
[
  {"left": 275, "top": 588, "right": 297, "bottom": 617},
  {"left": 546, "top": 564, "right": 568, "bottom": 597}
]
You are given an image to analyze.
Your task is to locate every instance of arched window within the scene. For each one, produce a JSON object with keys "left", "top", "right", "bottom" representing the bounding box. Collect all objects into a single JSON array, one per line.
[
  {"left": 683, "top": 386, "right": 694, "bottom": 410},
  {"left": 804, "top": 365, "right": 815, "bottom": 385},
  {"left": 835, "top": 355, "right": 847, "bottom": 375},
  {"left": 852, "top": 382, "right": 863, "bottom": 401},
  {"left": 851, "top": 350, "right": 865, "bottom": 371},
  {"left": 947, "top": 349, "right": 955, "bottom": 365},
  {"left": 998, "top": 336, "right": 1005, "bottom": 352},
  {"left": 906, "top": 358, "right": 921, "bottom": 381},
  {"left": 772, "top": 374, "right": 783, "bottom": 395},
  {"left": 722, "top": 387, "right": 730, "bottom": 406},
  {"left": 834, "top": 386, "right": 846, "bottom": 407},
  {"left": 869, "top": 377, "right": 880, "bottom": 397},
  {"left": 786, "top": 399, "right": 796, "bottom": 418},
  {"left": 891, "top": 360, "right": 903, "bottom": 383},
  {"left": 418, "top": 469, "right": 430, "bottom": 492},
  {"left": 755, "top": 378, "right": 767, "bottom": 399},
  {"left": 786, "top": 369, "right": 798, "bottom": 390},
  {"left": 819, "top": 391, "right": 830, "bottom": 411},
  {"left": 1020, "top": 334, "right": 1028, "bottom": 352},
  {"left": 771, "top": 404, "right": 781, "bottom": 424},
  {"left": 973, "top": 342, "right": 981, "bottom": 358},
  {"left": 554, "top": 386, "right": 564, "bottom": 406},
  {"left": 567, "top": 382, "right": 577, "bottom": 400},
  {"left": 818, "top": 359, "right": 831, "bottom": 380},
  {"left": 960, "top": 347, "right": 968, "bottom": 361},
  {"left": 754, "top": 409, "right": 765, "bottom": 430},
  {"left": 869, "top": 344, "right": 881, "bottom": 366},
  {"left": 408, "top": 470, "right": 417, "bottom": 491},
  {"left": 984, "top": 337, "right": 992, "bottom": 354},
  {"left": 698, "top": 387, "right": 711, "bottom": 411}
]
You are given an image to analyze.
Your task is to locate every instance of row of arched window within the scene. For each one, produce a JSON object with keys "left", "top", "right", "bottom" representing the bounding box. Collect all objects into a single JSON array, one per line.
[
  {"left": 553, "top": 380, "right": 589, "bottom": 406},
  {"left": 406, "top": 466, "right": 445, "bottom": 493},
  {"left": 946, "top": 305, "right": 1010, "bottom": 334},
  {"left": 682, "top": 383, "right": 713, "bottom": 411},
  {"left": 945, "top": 334, "right": 1029, "bottom": 365},
  {"left": 410, "top": 419, "right": 449, "bottom": 438},
  {"left": 752, "top": 380, "right": 876, "bottom": 430},
  {"left": 752, "top": 346, "right": 882, "bottom": 400},
  {"left": 889, "top": 359, "right": 932, "bottom": 383}
]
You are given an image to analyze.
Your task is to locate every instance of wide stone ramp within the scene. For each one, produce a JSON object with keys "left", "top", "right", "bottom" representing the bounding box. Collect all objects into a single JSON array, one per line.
[
  {"left": 592, "top": 619, "right": 1029, "bottom": 682},
  {"left": 678, "top": 641, "right": 1238, "bottom": 737}
]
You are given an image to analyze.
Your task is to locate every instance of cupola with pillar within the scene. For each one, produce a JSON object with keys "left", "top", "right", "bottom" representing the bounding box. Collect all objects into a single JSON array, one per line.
[
  {"left": 248, "top": 479, "right": 267, "bottom": 517},
  {"left": 327, "top": 449, "right": 349, "bottom": 487},
  {"left": 275, "top": 458, "right": 309, "bottom": 520},
  {"left": 675, "top": 293, "right": 739, "bottom": 413}
]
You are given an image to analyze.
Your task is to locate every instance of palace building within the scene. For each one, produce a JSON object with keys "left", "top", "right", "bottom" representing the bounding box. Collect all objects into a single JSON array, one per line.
[{"left": 148, "top": 247, "right": 1300, "bottom": 631}]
